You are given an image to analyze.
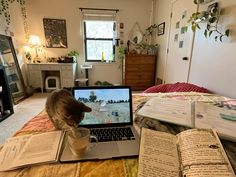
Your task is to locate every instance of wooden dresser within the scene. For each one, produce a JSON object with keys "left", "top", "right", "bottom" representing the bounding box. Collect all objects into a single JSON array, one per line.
[{"left": 123, "top": 54, "right": 156, "bottom": 91}]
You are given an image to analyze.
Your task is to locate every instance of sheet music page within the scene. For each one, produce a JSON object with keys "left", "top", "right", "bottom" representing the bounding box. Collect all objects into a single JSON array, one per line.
[
  {"left": 137, "top": 97, "right": 193, "bottom": 127},
  {"left": 0, "top": 131, "right": 63, "bottom": 171},
  {"left": 177, "top": 129, "right": 235, "bottom": 176},
  {"left": 138, "top": 128, "right": 180, "bottom": 177}
]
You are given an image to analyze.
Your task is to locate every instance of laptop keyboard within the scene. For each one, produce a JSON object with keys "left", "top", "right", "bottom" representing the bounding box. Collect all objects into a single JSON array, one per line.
[{"left": 90, "top": 127, "right": 135, "bottom": 142}]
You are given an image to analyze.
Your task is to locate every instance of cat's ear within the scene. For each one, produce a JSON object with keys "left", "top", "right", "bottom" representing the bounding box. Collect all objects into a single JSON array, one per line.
[{"left": 83, "top": 104, "right": 92, "bottom": 112}]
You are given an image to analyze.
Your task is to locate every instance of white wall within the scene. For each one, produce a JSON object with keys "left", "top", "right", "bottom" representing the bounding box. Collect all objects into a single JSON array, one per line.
[
  {"left": 189, "top": 0, "right": 236, "bottom": 98},
  {"left": 26, "top": 0, "right": 153, "bottom": 85},
  {"left": 155, "top": 0, "right": 236, "bottom": 98},
  {"left": 0, "top": 2, "right": 27, "bottom": 84}
]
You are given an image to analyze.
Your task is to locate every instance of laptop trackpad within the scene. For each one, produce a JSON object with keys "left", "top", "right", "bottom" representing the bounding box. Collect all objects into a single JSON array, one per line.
[
  {"left": 60, "top": 142, "right": 120, "bottom": 162},
  {"left": 89, "top": 142, "right": 120, "bottom": 159}
]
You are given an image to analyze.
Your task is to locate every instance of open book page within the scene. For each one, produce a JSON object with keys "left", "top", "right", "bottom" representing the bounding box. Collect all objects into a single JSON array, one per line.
[
  {"left": 182, "top": 165, "right": 235, "bottom": 177},
  {"left": 137, "top": 97, "right": 194, "bottom": 127},
  {"left": 0, "top": 131, "right": 64, "bottom": 171},
  {"left": 177, "top": 129, "right": 235, "bottom": 176},
  {"left": 195, "top": 101, "right": 236, "bottom": 142},
  {"left": 138, "top": 128, "right": 180, "bottom": 177},
  {"left": 0, "top": 135, "right": 31, "bottom": 171}
]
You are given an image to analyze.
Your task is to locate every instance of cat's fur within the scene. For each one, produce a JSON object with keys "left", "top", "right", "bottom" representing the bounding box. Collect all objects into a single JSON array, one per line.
[{"left": 45, "top": 89, "right": 91, "bottom": 130}]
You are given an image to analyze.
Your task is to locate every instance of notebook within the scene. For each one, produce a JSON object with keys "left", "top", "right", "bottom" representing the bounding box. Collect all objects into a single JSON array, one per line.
[{"left": 60, "top": 86, "right": 140, "bottom": 162}]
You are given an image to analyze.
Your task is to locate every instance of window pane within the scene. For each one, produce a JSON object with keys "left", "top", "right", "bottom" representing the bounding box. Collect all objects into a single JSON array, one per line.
[
  {"left": 86, "top": 40, "right": 113, "bottom": 60},
  {"left": 86, "top": 21, "right": 114, "bottom": 38}
]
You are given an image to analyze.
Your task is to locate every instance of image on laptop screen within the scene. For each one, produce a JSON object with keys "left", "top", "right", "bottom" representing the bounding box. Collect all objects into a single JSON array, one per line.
[{"left": 74, "top": 88, "right": 131, "bottom": 125}]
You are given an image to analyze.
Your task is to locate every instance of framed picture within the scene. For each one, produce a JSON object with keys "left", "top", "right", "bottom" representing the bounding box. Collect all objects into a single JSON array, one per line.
[
  {"left": 157, "top": 22, "right": 165, "bottom": 36},
  {"left": 43, "top": 18, "right": 67, "bottom": 48}
]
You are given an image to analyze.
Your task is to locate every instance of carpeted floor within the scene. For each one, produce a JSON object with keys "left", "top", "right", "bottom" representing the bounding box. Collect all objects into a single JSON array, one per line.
[{"left": 0, "top": 92, "right": 49, "bottom": 145}]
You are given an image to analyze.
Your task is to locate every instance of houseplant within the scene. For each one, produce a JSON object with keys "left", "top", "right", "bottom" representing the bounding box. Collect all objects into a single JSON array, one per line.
[
  {"left": 134, "top": 24, "right": 159, "bottom": 54},
  {"left": 188, "top": 1, "right": 230, "bottom": 42}
]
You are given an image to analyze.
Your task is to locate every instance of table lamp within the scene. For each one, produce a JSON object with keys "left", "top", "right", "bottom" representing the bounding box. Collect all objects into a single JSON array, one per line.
[{"left": 27, "top": 35, "right": 41, "bottom": 62}]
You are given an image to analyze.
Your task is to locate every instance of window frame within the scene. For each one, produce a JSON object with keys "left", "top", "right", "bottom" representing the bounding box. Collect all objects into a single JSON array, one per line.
[{"left": 84, "top": 21, "right": 116, "bottom": 62}]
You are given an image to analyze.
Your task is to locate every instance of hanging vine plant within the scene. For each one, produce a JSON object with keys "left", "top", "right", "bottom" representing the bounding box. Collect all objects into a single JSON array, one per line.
[
  {"left": 0, "top": 0, "right": 29, "bottom": 39},
  {"left": 188, "top": 1, "right": 230, "bottom": 42}
]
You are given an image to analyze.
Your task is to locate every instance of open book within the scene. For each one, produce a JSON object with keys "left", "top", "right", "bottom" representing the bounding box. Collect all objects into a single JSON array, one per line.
[
  {"left": 137, "top": 97, "right": 236, "bottom": 141},
  {"left": 0, "top": 130, "right": 64, "bottom": 171},
  {"left": 138, "top": 128, "right": 235, "bottom": 177}
]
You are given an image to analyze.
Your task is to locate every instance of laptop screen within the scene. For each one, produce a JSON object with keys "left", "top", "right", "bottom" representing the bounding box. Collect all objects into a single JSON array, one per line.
[{"left": 73, "top": 86, "right": 133, "bottom": 127}]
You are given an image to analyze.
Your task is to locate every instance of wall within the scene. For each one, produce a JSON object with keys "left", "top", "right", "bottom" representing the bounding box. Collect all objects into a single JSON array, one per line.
[
  {"left": 26, "top": 0, "right": 153, "bottom": 85},
  {"left": 0, "top": 2, "right": 27, "bottom": 84},
  {"left": 155, "top": 0, "right": 236, "bottom": 98},
  {"left": 189, "top": 0, "right": 236, "bottom": 98}
]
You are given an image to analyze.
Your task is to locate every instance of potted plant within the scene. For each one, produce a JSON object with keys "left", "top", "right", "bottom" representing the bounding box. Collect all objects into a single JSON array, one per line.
[
  {"left": 64, "top": 50, "right": 79, "bottom": 63},
  {"left": 188, "top": 2, "right": 230, "bottom": 42}
]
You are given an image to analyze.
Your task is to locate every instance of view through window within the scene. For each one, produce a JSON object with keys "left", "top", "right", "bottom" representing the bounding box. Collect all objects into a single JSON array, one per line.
[{"left": 84, "top": 21, "right": 115, "bottom": 62}]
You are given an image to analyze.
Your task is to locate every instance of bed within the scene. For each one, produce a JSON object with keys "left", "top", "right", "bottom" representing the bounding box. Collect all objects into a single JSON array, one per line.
[{"left": 0, "top": 91, "right": 235, "bottom": 177}]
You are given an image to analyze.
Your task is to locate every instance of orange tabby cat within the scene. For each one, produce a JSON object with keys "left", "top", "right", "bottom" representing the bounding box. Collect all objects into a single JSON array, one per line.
[{"left": 45, "top": 89, "right": 91, "bottom": 130}]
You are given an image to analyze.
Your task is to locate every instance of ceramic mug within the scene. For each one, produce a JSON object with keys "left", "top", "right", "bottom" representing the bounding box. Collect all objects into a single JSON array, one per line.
[{"left": 68, "top": 127, "right": 98, "bottom": 156}]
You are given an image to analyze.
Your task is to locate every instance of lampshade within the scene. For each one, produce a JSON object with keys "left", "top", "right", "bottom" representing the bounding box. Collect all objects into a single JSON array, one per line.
[{"left": 27, "top": 35, "right": 41, "bottom": 47}]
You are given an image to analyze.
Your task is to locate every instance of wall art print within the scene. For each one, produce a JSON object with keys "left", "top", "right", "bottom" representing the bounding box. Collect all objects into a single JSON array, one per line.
[{"left": 43, "top": 18, "right": 68, "bottom": 48}]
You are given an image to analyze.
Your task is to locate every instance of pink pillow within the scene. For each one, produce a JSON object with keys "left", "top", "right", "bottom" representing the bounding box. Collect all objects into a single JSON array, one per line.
[{"left": 143, "top": 82, "right": 211, "bottom": 93}]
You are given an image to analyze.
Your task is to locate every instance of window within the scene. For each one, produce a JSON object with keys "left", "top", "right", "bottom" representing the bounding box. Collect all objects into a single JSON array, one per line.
[{"left": 84, "top": 21, "right": 115, "bottom": 62}]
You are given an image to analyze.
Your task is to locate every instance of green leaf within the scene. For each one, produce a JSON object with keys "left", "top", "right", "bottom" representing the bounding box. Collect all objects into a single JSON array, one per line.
[
  {"left": 225, "top": 29, "right": 230, "bottom": 37},
  {"left": 209, "top": 31, "right": 213, "bottom": 37},
  {"left": 192, "top": 24, "right": 196, "bottom": 32},
  {"left": 215, "top": 36, "right": 218, "bottom": 42},
  {"left": 204, "top": 30, "right": 208, "bottom": 38},
  {"left": 220, "top": 35, "right": 224, "bottom": 42},
  {"left": 196, "top": 23, "right": 201, "bottom": 29},
  {"left": 207, "top": 24, "right": 210, "bottom": 30}
]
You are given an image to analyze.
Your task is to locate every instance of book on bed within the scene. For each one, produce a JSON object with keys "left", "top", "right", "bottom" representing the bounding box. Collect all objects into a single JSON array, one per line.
[
  {"left": 137, "top": 97, "right": 236, "bottom": 141},
  {"left": 0, "top": 130, "right": 64, "bottom": 171},
  {"left": 138, "top": 128, "right": 235, "bottom": 177}
]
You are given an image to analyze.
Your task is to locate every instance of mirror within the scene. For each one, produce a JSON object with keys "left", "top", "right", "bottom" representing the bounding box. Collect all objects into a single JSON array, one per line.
[
  {"left": 0, "top": 34, "right": 27, "bottom": 104},
  {"left": 128, "top": 22, "right": 143, "bottom": 45}
]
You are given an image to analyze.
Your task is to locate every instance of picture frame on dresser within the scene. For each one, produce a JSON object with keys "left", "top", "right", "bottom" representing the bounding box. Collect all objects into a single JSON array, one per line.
[{"left": 0, "top": 34, "right": 27, "bottom": 104}]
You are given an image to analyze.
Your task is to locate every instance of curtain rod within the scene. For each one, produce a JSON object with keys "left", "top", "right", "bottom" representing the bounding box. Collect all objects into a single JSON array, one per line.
[{"left": 79, "top": 7, "right": 119, "bottom": 13}]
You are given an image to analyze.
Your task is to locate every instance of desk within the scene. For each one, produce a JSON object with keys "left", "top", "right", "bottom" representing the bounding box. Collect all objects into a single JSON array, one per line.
[{"left": 27, "top": 63, "right": 77, "bottom": 92}]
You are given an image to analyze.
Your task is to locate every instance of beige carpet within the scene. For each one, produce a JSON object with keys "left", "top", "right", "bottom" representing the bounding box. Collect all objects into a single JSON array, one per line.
[{"left": 0, "top": 92, "right": 49, "bottom": 145}]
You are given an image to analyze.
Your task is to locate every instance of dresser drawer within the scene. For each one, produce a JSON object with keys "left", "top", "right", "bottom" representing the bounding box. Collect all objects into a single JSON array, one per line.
[
  {"left": 28, "top": 64, "right": 40, "bottom": 71},
  {"left": 29, "top": 71, "right": 41, "bottom": 78},
  {"left": 125, "top": 57, "right": 156, "bottom": 65},
  {"left": 61, "top": 70, "right": 74, "bottom": 78},
  {"left": 61, "top": 79, "right": 74, "bottom": 87},
  {"left": 125, "top": 72, "right": 154, "bottom": 80},
  {"left": 40, "top": 65, "right": 60, "bottom": 70},
  {"left": 61, "top": 65, "right": 73, "bottom": 71},
  {"left": 125, "top": 64, "right": 154, "bottom": 72},
  {"left": 29, "top": 78, "right": 41, "bottom": 87}
]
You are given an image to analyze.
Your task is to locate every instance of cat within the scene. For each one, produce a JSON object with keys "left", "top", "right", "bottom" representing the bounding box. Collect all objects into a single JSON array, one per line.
[{"left": 45, "top": 89, "right": 91, "bottom": 130}]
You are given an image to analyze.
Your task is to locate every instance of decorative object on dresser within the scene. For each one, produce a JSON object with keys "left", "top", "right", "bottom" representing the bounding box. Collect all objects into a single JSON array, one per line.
[
  {"left": 123, "top": 54, "right": 156, "bottom": 91},
  {"left": 27, "top": 35, "right": 42, "bottom": 63},
  {"left": 0, "top": 65, "right": 14, "bottom": 122},
  {"left": 27, "top": 63, "right": 76, "bottom": 93}
]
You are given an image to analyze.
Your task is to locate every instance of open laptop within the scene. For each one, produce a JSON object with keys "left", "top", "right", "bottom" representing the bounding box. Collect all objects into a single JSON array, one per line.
[{"left": 60, "top": 86, "right": 140, "bottom": 162}]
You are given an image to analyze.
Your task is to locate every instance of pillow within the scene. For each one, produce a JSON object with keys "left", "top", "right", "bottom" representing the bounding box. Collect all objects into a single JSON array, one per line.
[{"left": 143, "top": 82, "right": 211, "bottom": 93}]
